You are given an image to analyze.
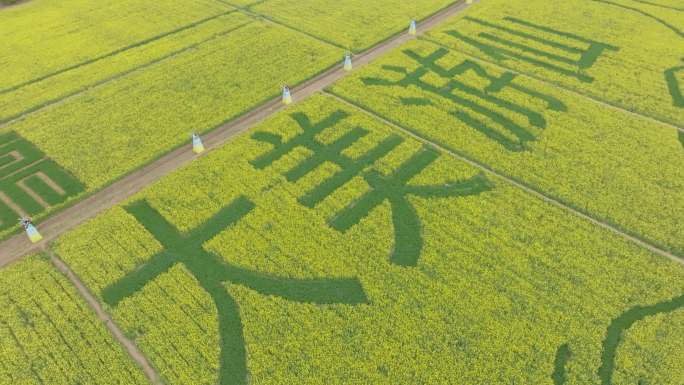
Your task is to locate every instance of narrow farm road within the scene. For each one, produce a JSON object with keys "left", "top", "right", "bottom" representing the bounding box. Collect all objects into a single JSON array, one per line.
[
  {"left": 0, "top": 0, "right": 477, "bottom": 268},
  {"left": 49, "top": 251, "right": 164, "bottom": 385}
]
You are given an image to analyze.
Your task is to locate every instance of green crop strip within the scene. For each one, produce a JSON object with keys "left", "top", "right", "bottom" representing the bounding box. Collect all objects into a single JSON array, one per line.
[
  {"left": 0, "top": 132, "right": 84, "bottom": 231},
  {"left": 665, "top": 58, "right": 684, "bottom": 107},
  {"left": 252, "top": 111, "right": 493, "bottom": 266},
  {"left": 251, "top": 111, "right": 403, "bottom": 207},
  {"left": 330, "top": 148, "right": 493, "bottom": 266},
  {"left": 101, "top": 197, "right": 368, "bottom": 385},
  {"left": 555, "top": 293, "right": 684, "bottom": 385},
  {"left": 552, "top": 344, "right": 571, "bottom": 385},
  {"left": 360, "top": 48, "right": 566, "bottom": 152},
  {"left": 444, "top": 16, "right": 619, "bottom": 83}
]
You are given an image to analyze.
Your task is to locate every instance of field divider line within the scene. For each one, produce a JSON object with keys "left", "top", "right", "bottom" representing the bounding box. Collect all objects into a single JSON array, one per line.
[
  {"left": 323, "top": 91, "right": 684, "bottom": 267},
  {"left": 216, "top": 0, "right": 466, "bottom": 54},
  {"left": 420, "top": 37, "right": 684, "bottom": 134},
  {"left": 0, "top": 0, "right": 476, "bottom": 268},
  {"left": 47, "top": 250, "right": 164, "bottom": 385},
  {"left": 214, "top": 0, "right": 349, "bottom": 51},
  {"left": 0, "top": 10, "right": 238, "bottom": 95},
  {"left": 0, "top": 21, "right": 254, "bottom": 128}
]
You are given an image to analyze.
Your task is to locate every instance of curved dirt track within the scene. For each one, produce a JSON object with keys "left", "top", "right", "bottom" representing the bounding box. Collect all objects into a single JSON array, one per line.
[{"left": 0, "top": 0, "right": 476, "bottom": 268}]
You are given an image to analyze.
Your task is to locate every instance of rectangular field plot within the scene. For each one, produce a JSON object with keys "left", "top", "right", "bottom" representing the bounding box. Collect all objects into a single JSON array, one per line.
[
  {"left": 0, "top": 0, "right": 230, "bottom": 92},
  {"left": 0, "top": 256, "right": 148, "bottom": 385},
  {"left": 425, "top": 0, "right": 684, "bottom": 126},
  {"left": 330, "top": 39, "right": 684, "bottom": 256},
  {"left": 245, "top": 0, "right": 455, "bottom": 51},
  {"left": 0, "top": 19, "right": 341, "bottom": 239},
  {"left": 0, "top": 12, "right": 252, "bottom": 124},
  {"left": 53, "top": 95, "right": 684, "bottom": 385}
]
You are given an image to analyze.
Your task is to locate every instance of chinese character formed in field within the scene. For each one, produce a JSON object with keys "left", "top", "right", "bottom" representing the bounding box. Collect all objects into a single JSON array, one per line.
[
  {"left": 102, "top": 197, "right": 368, "bottom": 385},
  {"left": 362, "top": 48, "right": 566, "bottom": 152},
  {"left": 331, "top": 147, "right": 493, "bottom": 266},
  {"left": 251, "top": 112, "right": 494, "bottom": 266},
  {"left": 665, "top": 58, "right": 684, "bottom": 108},
  {"left": 554, "top": 292, "right": 684, "bottom": 385},
  {"left": 445, "top": 16, "right": 619, "bottom": 83},
  {"left": 251, "top": 110, "right": 404, "bottom": 207},
  {"left": 0, "top": 132, "right": 84, "bottom": 231}
]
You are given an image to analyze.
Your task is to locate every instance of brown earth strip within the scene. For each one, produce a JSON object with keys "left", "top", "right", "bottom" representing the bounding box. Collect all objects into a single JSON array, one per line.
[{"left": 49, "top": 251, "right": 164, "bottom": 385}]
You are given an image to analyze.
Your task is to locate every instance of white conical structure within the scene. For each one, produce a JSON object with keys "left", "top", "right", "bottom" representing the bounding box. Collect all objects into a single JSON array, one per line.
[
  {"left": 192, "top": 133, "right": 205, "bottom": 154},
  {"left": 25, "top": 223, "right": 42, "bottom": 243},
  {"left": 282, "top": 86, "right": 292, "bottom": 105},
  {"left": 408, "top": 20, "right": 417, "bottom": 35},
  {"left": 343, "top": 54, "right": 353, "bottom": 71}
]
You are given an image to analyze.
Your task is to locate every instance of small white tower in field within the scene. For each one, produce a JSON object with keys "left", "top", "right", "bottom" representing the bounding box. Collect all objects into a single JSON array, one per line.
[
  {"left": 343, "top": 53, "right": 353, "bottom": 71},
  {"left": 20, "top": 218, "right": 42, "bottom": 243},
  {"left": 409, "top": 20, "right": 417, "bottom": 35},
  {"left": 192, "top": 133, "right": 205, "bottom": 154},
  {"left": 282, "top": 85, "right": 292, "bottom": 105}
]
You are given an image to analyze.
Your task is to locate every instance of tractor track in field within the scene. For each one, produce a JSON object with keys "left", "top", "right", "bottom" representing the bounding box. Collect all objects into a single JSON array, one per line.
[
  {"left": 48, "top": 250, "right": 164, "bottom": 385},
  {"left": 324, "top": 91, "right": 684, "bottom": 267},
  {"left": 0, "top": 0, "right": 477, "bottom": 268}
]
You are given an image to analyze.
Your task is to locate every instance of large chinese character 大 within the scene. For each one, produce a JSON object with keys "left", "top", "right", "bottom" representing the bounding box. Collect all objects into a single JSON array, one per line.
[
  {"left": 102, "top": 197, "right": 368, "bottom": 385},
  {"left": 251, "top": 112, "right": 494, "bottom": 267},
  {"left": 0, "top": 132, "right": 84, "bottom": 231},
  {"left": 361, "top": 48, "right": 567, "bottom": 152},
  {"left": 445, "top": 16, "right": 619, "bottom": 83}
]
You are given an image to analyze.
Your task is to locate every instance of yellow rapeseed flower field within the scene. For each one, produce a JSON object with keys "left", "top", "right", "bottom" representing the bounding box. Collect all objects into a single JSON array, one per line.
[{"left": 53, "top": 96, "right": 684, "bottom": 385}]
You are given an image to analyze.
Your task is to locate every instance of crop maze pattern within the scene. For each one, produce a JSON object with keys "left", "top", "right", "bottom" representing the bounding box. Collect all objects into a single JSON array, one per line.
[
  {"left": 0, "top": 132, "right": 84, "bottom": 231},
  {"left": 101, "top": 197, "right": 368, "bottom": 385},
  {"left": 445, "top": 16, "right": 619, "bottom": 83},
  {"left": 553, "top": 293, "right": 684, "bottom": 385},
  {"left": 361, "top": 48, "right": 567, "bottom": 152},
  {"left": 251, "top": 111, "right": 494, "bottom": 267}
]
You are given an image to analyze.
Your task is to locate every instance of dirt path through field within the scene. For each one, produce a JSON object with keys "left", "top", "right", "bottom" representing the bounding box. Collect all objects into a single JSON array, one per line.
[
  {"left": 49, "top": 251, "right": 164, "bottom": 385},
  {"left": 0, "top": 0, "right": 476, "bottom": 268}
]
